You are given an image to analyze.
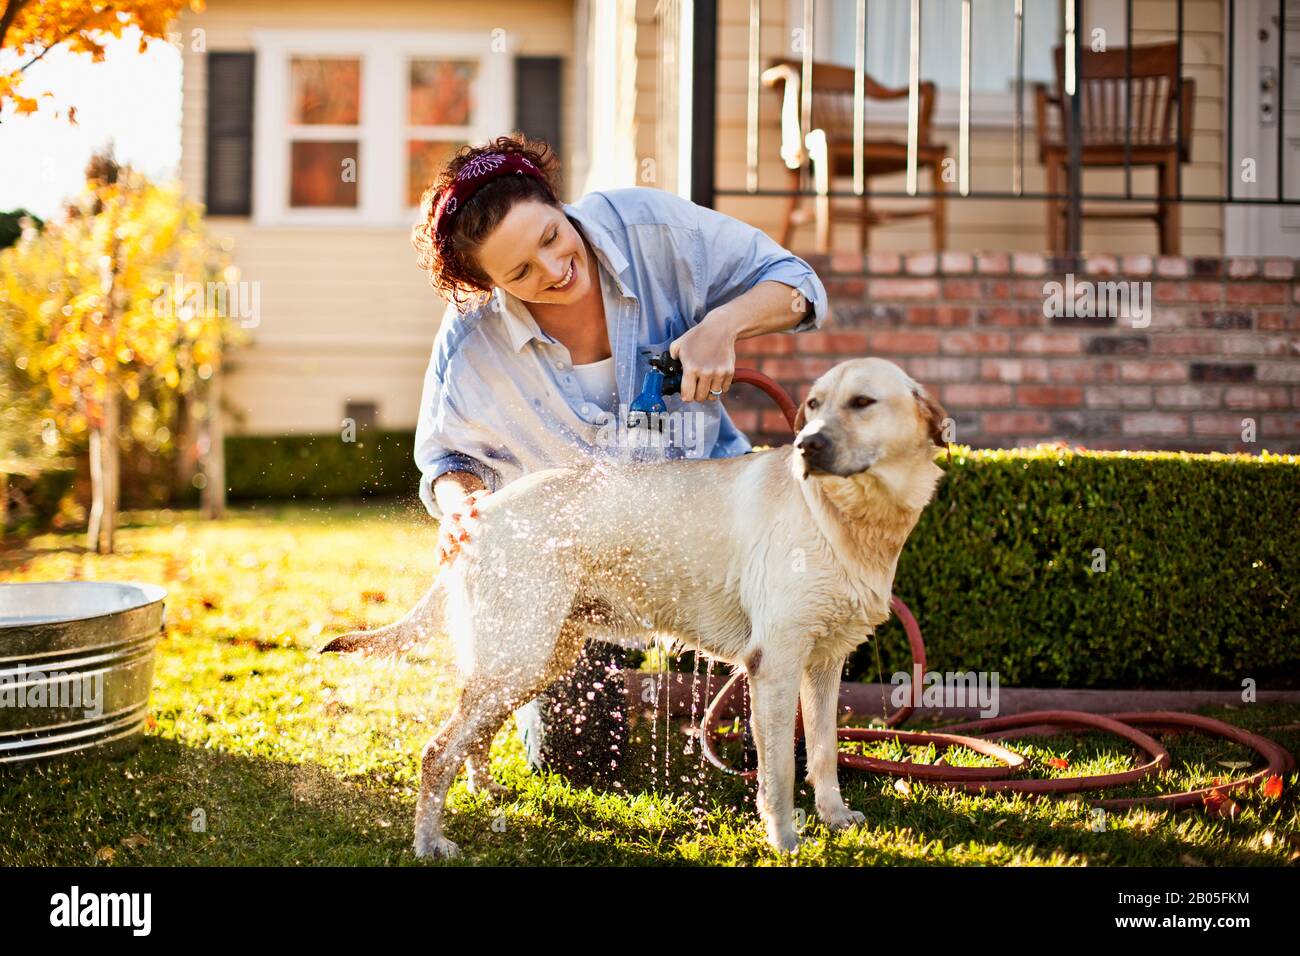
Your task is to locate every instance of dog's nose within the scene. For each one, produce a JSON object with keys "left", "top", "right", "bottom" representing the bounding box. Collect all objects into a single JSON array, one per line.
[{"left": 795, "top": 431, "right": 833, "bottom": 470}]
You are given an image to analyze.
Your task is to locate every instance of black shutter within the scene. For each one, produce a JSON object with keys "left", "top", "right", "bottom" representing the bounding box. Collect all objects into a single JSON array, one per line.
[
  {"left": 205, "top": 52, "right": 255, "bottom": 216},
  {"left": 513, "top": 56, "right": 563, "bottom": 186}
]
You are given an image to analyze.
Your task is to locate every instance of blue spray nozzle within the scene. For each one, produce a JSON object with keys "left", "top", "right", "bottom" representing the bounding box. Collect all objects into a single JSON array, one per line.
[{"left": 627, "top": 352, "right": 684, "bottom": 428}]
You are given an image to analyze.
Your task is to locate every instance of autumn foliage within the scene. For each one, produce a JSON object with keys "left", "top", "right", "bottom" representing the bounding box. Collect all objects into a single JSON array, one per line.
[
  {"left": 0, "top": 0, "right": 204, "bottom": 116},
  {"left": 0, "top": 153, "right": 242, "bottom": 549}
]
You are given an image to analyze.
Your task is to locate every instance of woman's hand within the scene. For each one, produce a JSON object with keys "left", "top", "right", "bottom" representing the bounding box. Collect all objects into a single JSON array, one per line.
[
  {"left": 433, "top": 471, "right": 489, "bottom": 566},
  {"left": 436, "top": 488, "right": 489, "bottom": 566},
  {"left": 669, "top": 307, "right": 742, "bottom": 402}
]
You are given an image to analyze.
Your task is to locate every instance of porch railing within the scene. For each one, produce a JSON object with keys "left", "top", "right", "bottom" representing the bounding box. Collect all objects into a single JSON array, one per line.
[{"left": 684, "top": 0, "right": 1297, "bottom": 254}]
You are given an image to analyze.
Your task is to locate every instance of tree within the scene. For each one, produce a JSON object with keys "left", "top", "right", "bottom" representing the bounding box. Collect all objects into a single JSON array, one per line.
[
  {"left": 0, "top": 149, "right": 240, "bottom": 552},
  {"left": 0, "top": 0, "right": 202, "bottom": 117},
  {"left": 0, "top": 207, "right": 43, "bottom": 249}
]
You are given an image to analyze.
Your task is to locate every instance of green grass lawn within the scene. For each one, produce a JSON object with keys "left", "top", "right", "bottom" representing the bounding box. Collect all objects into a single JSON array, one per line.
[{"left": 1, "top": 499, "right": 1296, "bottom": 866}]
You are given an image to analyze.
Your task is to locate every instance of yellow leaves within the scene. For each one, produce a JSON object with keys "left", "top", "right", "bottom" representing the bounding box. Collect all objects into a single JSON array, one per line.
[{"left": 2, "top": 161, "right": 237, "bottom": 446}]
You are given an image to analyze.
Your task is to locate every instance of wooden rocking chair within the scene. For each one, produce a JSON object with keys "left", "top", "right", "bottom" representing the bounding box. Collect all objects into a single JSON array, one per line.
[{"left": 761, "top": 58, "right": 949, "bottom": 252}]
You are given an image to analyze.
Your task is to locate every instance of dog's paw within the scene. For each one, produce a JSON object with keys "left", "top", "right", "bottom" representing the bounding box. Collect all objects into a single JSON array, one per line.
[
  {"left": 820, "top": 805, "right": 866, "bottom": 832},
  {"left": 413, "top": 834, "right": 461, "bottom": 860},
  {"left": 765, "top": 824, "right": 803, "bottom": 854}
]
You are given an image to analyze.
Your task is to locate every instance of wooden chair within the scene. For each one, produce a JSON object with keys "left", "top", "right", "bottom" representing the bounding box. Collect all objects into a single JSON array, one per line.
[
  {"left": 1034, "top": 42, "right": 1195, "bottom": 254},
  {"left": 761, "top": 58, "right": 949, "bottom": 252}
]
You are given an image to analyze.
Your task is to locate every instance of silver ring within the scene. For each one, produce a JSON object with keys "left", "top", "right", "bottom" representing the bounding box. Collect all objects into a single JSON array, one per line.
[{"left": 709, "top": 388, "right": 723, "bottom": 396}]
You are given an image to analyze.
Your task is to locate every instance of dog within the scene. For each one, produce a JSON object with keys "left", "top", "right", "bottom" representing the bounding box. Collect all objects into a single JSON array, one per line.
[{"left": 322, "top": 356, "right": 948, "bottom": 858}]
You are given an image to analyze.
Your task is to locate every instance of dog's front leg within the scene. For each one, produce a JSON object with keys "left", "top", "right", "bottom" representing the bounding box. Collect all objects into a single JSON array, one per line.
[
  {"left": 801, "top": 654, "right": 865, "bottom": 833},
  {"left": 747, "top": 642, "right": 807, "bottom": 854}
]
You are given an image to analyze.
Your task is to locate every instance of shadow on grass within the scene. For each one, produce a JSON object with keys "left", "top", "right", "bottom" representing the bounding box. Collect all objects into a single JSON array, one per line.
[
  {"left": 0, "top": 735, "right": 663, "bottom": 866},
  {"left": 0, "top": 540, "right": 93, "bottom": 574},
  {"left": 1, "top": 703, "right": 1295, "bottom": 867}
]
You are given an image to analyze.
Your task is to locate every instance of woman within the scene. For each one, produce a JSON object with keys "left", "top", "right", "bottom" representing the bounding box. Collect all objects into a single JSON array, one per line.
[{"left": 409, "top": 133, "right": 828, "bottom": 786}]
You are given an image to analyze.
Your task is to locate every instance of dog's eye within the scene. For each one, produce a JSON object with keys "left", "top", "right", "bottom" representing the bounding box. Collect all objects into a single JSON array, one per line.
[
  {"left": 806, "top": 398, "right": 819, "bottom": 410},
  {"left": 849, "top": 395, "right": 876, "bottom": 409}
]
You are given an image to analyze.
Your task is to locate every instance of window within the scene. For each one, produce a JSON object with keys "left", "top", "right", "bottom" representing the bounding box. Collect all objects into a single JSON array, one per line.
[
  {"left": 252, "top": 30, "right": 510, "bottom": 226},
  {"left": 789, "top": 0, "right": 1062, "bottom": 127},
  {"left": 288, "top": 57, "right": 360, "bottom": 208},
  {"left": 406, "top": 58, "right": 479, "bottom": 207},
  {"left": 344, "top": 400, "right": 379, "bottom": 431}
]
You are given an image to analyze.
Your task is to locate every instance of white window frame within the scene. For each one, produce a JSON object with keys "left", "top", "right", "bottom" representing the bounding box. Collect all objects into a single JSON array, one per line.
[{"left": 251, "top": 29, "right": 513, "bottom": 227}]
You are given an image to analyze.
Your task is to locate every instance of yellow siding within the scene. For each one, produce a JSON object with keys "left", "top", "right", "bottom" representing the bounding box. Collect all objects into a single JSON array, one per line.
[{"left": 179, "top": 0, "right": 575, "bottom": 436}]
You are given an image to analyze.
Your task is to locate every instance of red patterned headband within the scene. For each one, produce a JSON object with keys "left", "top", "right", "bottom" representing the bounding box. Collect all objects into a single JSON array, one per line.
[{"left": 433, "top": 152, "right": 549, "bottom": 252}]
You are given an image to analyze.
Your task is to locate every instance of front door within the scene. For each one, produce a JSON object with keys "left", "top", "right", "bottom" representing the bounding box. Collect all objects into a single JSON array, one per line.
[{"left": 1226, "top": 0, "right": 1300, "bottom": 255}]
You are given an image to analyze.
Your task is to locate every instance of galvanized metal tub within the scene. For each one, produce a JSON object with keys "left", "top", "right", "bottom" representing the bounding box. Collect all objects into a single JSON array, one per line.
[{"left": 0, "top": 582, "right": 165, "bottom": 764}]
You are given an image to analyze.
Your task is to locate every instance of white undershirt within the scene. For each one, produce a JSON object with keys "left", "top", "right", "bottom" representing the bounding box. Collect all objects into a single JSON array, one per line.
[{"left": 570, "top": 355, "right": 619, "bottom": 412}]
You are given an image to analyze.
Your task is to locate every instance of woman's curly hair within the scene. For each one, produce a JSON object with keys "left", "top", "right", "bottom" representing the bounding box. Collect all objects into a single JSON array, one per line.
[{"left": 411, "top": 133, "right": 564, "bottom": 310}]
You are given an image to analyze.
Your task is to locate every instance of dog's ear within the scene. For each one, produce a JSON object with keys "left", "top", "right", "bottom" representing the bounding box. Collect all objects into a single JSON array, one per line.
[
  {"left": 793, "top": 397, "right": 808, "bottom": 433},
  {"left": 912, "top": 386, "right": 948, "bottom": 448}
]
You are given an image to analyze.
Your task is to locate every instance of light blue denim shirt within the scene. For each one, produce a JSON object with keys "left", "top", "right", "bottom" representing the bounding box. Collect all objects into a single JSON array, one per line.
[{"left": 414, "top": 186, "right": 829, "bottom": 519}]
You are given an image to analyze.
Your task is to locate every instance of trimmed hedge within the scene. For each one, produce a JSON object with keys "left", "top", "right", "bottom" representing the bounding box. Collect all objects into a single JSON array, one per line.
[
  {"left": 218, "top": 433, "right": 1296, "bottom": 688},
  {"left": 0, "top": 462, "right": 76, "bottom": 535},
  {"left": 850, "top": 446, "right": 1300, "bottom": 690},
  {"left": 223, "top": 430, "right": 422, "bottom": 502}
]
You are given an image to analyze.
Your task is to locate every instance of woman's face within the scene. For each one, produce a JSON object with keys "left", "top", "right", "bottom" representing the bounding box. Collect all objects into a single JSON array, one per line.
[{"left": 473, "top": 199, "right": 592, "bottom": 305}]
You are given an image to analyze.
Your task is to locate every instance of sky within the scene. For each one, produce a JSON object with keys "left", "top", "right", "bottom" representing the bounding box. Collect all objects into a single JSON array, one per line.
[{"left": 0, "top": 28, "right": 182, "bottom": 220}]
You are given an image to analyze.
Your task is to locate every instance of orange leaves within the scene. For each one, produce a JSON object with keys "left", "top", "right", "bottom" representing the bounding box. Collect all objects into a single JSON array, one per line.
[
  {"left": 1201, "top": 787, "right": 1240, "bottom": 820},
  {"left": 1045, "top": 756, "right": 1069, "bottom": 770},
  {"left": 1198, "top": 774, "right": 1284, "bottom": 818},
  {"left": 0, "top": 2, "right": 193, "bottom": 116}
]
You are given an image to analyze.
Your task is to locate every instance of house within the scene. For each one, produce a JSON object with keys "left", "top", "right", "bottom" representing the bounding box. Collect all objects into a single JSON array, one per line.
[{"left": 178, "top": 0, "right": 1299, "bottom": 454}]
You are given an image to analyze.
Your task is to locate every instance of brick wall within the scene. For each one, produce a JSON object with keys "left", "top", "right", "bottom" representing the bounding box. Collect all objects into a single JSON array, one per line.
[{"left": 731, "top": 252, "right": 1300, "bottom": 454}]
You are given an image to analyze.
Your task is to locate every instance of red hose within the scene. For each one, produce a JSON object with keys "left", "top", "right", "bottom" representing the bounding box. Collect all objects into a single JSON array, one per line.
[
  {"left": 700, "top": 368, "right": 1296, "bottom": 810},
  {"left": 732, "top": 368, "right": 800, "bottom": 431}
]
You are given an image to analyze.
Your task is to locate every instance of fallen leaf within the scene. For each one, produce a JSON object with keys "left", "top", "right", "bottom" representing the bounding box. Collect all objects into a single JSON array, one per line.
[
  {"left": 120, "top": 834, "right": 149, "bottom": 850},
  {"left": 95, "top": 846, "right": 116, "bottom": 863},
  {"left": 1202, "top": 788, "right": 1240, "bottom": 819},
  {"left": 1261, "top": 775, "right": 1283, "bottom": 799},
  {"left": 894, "top": 777, "right": 912, "bottom": 796},
  {"left": 1216, "top": 760, "right": 1252, "bottom": 771},
  {"left": 1046, "top": 757, "right": 1069, "bottom": 770}
]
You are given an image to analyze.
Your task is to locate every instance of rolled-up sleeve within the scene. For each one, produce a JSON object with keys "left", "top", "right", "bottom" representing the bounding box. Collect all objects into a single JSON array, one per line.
[
  {"left": 691, "top": 203, "right": 828, "bottom": 333},
  {"left": 414, "top": 341, "right": 504, "bottom": 521}
]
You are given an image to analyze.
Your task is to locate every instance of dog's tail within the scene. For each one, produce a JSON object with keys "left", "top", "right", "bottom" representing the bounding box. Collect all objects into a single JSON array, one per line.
[{"left": 319, "top": 578, "right": 445, "bottom": 659}]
